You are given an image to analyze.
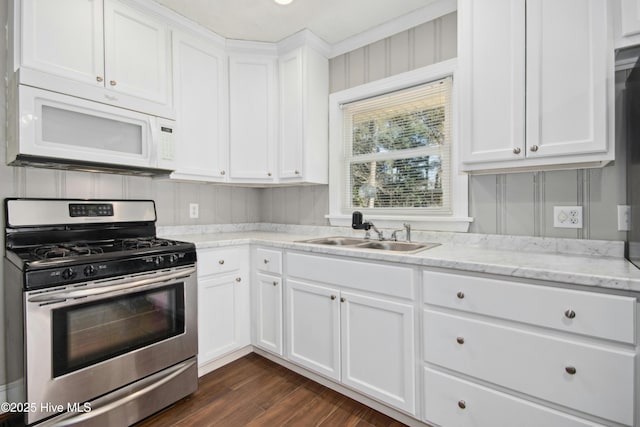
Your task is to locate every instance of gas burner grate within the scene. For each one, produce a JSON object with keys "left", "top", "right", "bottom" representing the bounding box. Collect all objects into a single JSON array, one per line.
[
  {"left": 32, "top": 243, "right": 105, "bottom": 260},
  {"left": 118, "top": 238, "right": 178, "bottom": 250}
]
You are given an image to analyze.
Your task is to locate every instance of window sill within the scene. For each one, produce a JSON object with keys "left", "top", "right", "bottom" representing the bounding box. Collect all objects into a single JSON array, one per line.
[{"left": 326, "top": 214, "right": 473, "bottom": 232}]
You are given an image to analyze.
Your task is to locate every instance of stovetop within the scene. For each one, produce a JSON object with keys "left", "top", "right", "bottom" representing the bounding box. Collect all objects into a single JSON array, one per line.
[{"left": 4, "top": 199, "right": 198, "bottom": 290}]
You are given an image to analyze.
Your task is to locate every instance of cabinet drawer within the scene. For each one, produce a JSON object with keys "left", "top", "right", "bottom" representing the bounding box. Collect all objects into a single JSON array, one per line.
[
  {"left": 423, "top": 270, "right": 636, "bottom": 344},
  {"left": 423, "top": 309, "right": 635, "bottom": 425},
  {"left": 256, "top": 248, "right": 282, "bottom": 274},
  {"left": 198, "top": 247, "right": 246, "bottom": 277},
  {"left": 287, "top": 252, "right": 414, "bottom": 299},
  {"left": 424, "top": 367, "right": 605, "bottom": 427}
]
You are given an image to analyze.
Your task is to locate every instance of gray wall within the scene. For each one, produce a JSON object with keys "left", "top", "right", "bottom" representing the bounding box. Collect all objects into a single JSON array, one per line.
[{"left": 261, "top": 11, "right": 627, "bottom": 241}]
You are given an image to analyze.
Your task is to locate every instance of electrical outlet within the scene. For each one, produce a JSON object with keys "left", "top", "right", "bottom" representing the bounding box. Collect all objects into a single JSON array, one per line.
[
  {"left": 618, "top": 205, "right": 631, "bottom": 231},
  {"left": 189, "top": 203, "right": 199, "bottom": 219},
  {"left": 553, "top": 206, "right": 583, "bottom": 229}
]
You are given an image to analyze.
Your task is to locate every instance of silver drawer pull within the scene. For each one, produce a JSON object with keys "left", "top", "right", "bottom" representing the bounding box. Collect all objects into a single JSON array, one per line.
[
  {"left": 330, "top": 295, "right": 336, "bottom": 300},
  {"left": 273, "top": 281, "right": 278, "bottom": 286},
  {"left": 456, "top": 291, "right": 465, "bottom": 299},
  {"left": 564, "top": 309, "right": 576, "bottom": 319},
  {"left": 565, "top": 366, "right": 577, "bottom": 375},
  {"left": 530, "top": 144, "right": 539, "bottom": 152},
  {"left": 456, "top": 337, "right": 465, "bottom": 345},
  {"left": 264, "top": 259, "right": 269, "bottom": 264},
  {"left": 235, "top": 277, "right": 242, "bottom": 283},
  {"left": 513, "top": 147, "right": 521, "bottom": 154},
  {"left": 458, "top": 400, "right": 466, "bottom": 409},
  {"left": 218, "top": 260, "right": 225, "bottom": 265}
]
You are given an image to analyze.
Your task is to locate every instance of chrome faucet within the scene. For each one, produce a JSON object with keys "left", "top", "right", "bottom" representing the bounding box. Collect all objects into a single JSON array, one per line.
[
  {"left": 391, "top": 223, "right": 411, "bottom": 242},
  {"left": 403, "top": 223, "right": 411, "bottom": 242}
]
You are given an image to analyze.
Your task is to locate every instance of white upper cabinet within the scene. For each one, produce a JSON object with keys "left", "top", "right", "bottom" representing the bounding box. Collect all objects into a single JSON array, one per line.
[
  {"left": 459, "top": 0, "right": 614, "bottom": 173},
  {"left": 20, "top": 0, "right": 104, "bottom": 86},
  {"left": 615, "top": 0, "right": 640, "bottom": 47},
  {"left": 228, "top": 53, "right": 278, "bottom": 182},
  {"left": 15, "top": 0, "right": 173, "bottom": 118},
  {"left": 278, "top": 36, "right": 329, "bottom": 184},
  {"left": 171, "top": 31, "right": 228, "bottom": 182},
  {"left": 103, "top": 0, "right": 171, "bottom": 106}
]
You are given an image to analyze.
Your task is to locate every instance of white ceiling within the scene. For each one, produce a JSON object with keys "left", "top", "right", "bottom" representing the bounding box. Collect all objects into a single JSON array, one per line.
[{"left": 152, "top": 0, "right": 438, "bottom": 44}]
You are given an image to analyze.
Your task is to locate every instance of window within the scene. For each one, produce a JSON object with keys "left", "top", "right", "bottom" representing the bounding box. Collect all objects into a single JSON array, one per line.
[
  {"left": 328, "top": 60, "right": 470, "bottom": 232},
  {"left": 343, "top": 78, "right": 452, "bottom": 214}
]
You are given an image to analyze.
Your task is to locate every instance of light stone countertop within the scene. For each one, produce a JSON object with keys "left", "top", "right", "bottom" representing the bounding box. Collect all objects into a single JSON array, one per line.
[{"left": 158, "top": 224, "right": 640, "bottom": 294}]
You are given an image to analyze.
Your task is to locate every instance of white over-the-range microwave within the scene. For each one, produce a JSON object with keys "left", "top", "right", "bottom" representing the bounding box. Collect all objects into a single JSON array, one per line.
[{"left": 7, "top": 85, "right": 176, "bottom": 176}]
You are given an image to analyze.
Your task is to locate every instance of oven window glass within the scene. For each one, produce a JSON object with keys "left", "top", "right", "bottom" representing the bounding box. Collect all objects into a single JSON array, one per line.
[{"left": 52, "top": 283, "right": 185, "bottom": 377}]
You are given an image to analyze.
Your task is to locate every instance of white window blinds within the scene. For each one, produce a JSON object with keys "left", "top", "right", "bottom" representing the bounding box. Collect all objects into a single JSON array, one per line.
[{"left": 342, "top": 76, "right": 452, "bottom": 215}]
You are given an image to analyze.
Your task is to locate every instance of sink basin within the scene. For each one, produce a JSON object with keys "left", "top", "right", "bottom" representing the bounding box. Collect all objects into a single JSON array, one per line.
[
  {"left": 297, "top": 237, "right": 365, "bottom": 246},
  {"left": 297, "top": 236, "right": 440, "bottom": 253},
  {"left": 356, "top": 241, "right": 440, "bottom": 253}
]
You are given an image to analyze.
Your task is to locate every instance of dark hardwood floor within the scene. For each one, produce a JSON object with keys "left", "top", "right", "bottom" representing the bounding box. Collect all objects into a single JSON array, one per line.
[{"left": 136, "top": 353, "right": 408, "bottom": 427}]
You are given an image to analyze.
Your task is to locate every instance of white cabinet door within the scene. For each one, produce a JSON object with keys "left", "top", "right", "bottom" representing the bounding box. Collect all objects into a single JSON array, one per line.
[
  {"left": 526, "top": 0, "right": 609, "bottom": 159},
  {"left": 171, "top": 32, "right": 227, "bottom": 181},
  {"left": 340, "top": 291, "right": 416, "bottom": 414},
  {"left": 255, "top": 273, "right": 283, "bottom": 355},
  {"left": 197, "top": 247, "right": 250, "bottom": 366},
  {"left": 278, "top": 45, "right": 329, "bottom": 183},
  {"left": 20, "top": 0, "right": 105, "bottom": 85},
  {"left": 198, "top": 272, "right": 250, "bottom": 365},
  {"left": 104, "top": 0, "right": 170, "bottom": 105},
  {"left": 459, "top": 0, "right": 526, "bottom": 164},
  {"left": 278, "top": 48, "right": 304, "bottom": 179},
  {"left": 228, "top": 55, "right": 277, "bottom": 181},
  {"left": 621, "top": 0, "right": 640, "bottom": 37},
  {"left": 285, "top": 279, "right": 341, "bottom": 380}
]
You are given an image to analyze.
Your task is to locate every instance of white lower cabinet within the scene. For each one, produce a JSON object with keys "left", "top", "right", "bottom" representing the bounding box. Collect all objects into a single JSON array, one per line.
[
  {"left": 254, "top": 272, "right": 283, "bottom": 355},
  {"left": 197, "top": 246, "right": 250, "bottom": 367},
  {"left": 253, "top": 247, "right": 284, "bottom": 355},
  {"left": 286, "top": 279, "right": 341, "bottom": 379},
  {"left": 284, "top": 252, "right": 416, "bottom": 415},
  {"left": 422, "top": 270, "right": 637, "bottom": 427},
  {"left": 424, "top": 367, "right": 605, "bottom": 427}
]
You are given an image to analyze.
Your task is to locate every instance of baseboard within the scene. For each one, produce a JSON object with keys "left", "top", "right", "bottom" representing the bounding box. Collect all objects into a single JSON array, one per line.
[{"left": 197, "top": 346, "right": 253, "bottom": 377}]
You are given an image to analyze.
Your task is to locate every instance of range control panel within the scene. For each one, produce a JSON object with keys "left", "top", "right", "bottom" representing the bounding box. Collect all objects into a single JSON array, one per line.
[{"left": 69, "top": 203, "right": 114, "bottom": 217}]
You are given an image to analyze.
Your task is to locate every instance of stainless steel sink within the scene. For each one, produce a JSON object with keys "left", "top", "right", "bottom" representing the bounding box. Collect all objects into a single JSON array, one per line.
[
  {"left": 297, "top": 236, "right": 439, "bottom": 253},
  {"left": 355, "top": 241, "right": 439, "bottom": 253},
  {"left": 299, "top": 237, "right": 366, "bottom": 246}
]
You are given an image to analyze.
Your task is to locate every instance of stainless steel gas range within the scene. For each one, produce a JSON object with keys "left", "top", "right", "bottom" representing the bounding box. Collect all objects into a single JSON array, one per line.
[{"left": 3, "top": 199, "right": 198, "bottom": 426}]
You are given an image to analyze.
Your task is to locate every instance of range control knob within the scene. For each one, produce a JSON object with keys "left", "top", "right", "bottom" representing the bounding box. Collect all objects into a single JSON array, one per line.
[
  {"left": 154, "top": 256, "right": 163, "bottom": 266},
  {"left": 168, "top": 254, "right": 178, "bottom": 264},
  {"left": 84, "top": 265, "right": 96, "bottom": 277},
  {"left": 61, "top": 268, "right": 76, "bottom": 280}
]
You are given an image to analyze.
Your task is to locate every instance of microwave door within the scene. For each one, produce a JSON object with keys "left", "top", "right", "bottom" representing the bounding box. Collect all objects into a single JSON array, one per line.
[{"left": 11, "top": 85, "right": 165, "bottom": 173}]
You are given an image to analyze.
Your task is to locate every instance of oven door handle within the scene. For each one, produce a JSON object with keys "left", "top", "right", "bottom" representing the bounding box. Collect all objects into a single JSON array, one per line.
[{"left": 28, "top": 267, "right": 196, "bottom": 303}]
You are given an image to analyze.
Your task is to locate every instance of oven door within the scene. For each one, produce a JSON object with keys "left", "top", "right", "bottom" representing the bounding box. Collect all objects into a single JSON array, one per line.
[{"left": 24, "top": 266, "right": 197, "bottom": 424}]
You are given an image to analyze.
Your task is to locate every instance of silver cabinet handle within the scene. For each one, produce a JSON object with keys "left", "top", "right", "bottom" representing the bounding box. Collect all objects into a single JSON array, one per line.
[
  {"left": 330, "top": 295, "right": 336, "bottom": 300},
  {"left": 235, "top": 277, "right": 242, "bottom": 282},
  {"left": 530, "top": 145, "right": 539, "bottom": 152},
  {"left": 267, "top": 172, "right": 272, "bottom": 177},
  {"left": 264, "top": 259, "right": 269, "bottom": 264},
  {"left": 340, "top": 297, "right": 345, "bottom": 303},
  {"left": 220, "top": 170, "right": 226, "bottom": 175},
  {"left": 96, "top": 76, "right": 104, "bottom": 82},
  {"left": 564, "top": 309, "right": 576, "bottom": 319},
  {"left": 218, "top": 260, "right": 225, "bottom": 265},
  {"left": 458, "top": 400, "right": 466, "bottom": 409},
  {"left": 272, "top": 281, "right": 278, "bottom": 286},
  {"left": 513, "top": 147, "right": 521, "bottom": 154},
  {"left": 110, "top": 80, "right": 117, "bottom": 86},
  {"left": 456, "top": 291, "right": 465, "bottom": 299},
  {"left": 565, "top": 366, "right": 577, "bottom": 375},
  {"left": 294, "top": 170, "right": 300, "bottom": 175},
  {"left": 456, "top": 337, "right": 465, "bottom": 345}
]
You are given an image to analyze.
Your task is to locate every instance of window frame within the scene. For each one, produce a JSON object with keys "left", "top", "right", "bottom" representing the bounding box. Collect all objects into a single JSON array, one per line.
[{"left": 327, "top": 59, "right": 472, "bottom": 232}]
